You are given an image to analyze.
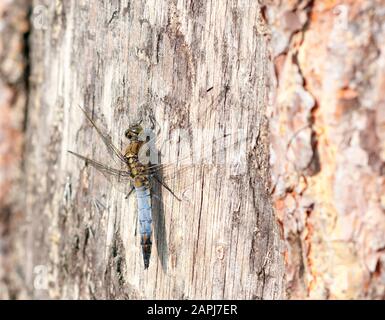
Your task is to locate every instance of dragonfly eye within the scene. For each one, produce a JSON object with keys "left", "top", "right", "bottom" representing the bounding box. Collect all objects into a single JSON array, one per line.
[
  {"left": 125, "top": 129, "right": 133, "bottom": 140},
  {"left": 125, "top": 124, "right": 143, "bottom": 140}
]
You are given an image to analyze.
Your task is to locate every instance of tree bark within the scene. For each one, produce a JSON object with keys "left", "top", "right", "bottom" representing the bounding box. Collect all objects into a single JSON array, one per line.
[
  {"left": 4, "top": 0, "right": 384, "bottom": 301},
  {"left": 0, "top": 0, "right": 29, "bottom": 299},
  {"left": 20, "top": 0, "right": 284, "bottom": 299},
  {"left": 268, "top": 0, "right": 385, "bottom": 299}
]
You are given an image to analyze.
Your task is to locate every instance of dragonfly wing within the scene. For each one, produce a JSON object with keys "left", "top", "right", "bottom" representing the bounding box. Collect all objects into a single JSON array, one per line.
[
  {"left": 68, "top": 151, "right": 134, "bottom": 194},
  {"left": 149, "top": 164, "right": 203, "bottom": 205},
  {"left": 77, "top": 105, "right": 128, "bottom": 165},
  {"left": 149, "top": 86, "right": 230, "bottom": 148},
  {"left": 149, "top": 128, "right": 249, "bottom": 202}
]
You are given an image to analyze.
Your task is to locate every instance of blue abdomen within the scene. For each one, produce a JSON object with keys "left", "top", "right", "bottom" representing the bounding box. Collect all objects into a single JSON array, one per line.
[{"left": 135, "top": 186, "right": 152, "bottom": 269}]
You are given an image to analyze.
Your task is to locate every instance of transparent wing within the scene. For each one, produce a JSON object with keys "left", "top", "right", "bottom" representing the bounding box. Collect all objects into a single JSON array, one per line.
[
  {"left": 68, "top": 151, "right": 134, "bottom": 195},
  {"left": 149, "top": 128, "right": 249, "bottom": 202},
  {"left": 148, "top": 86, "right": 230, "bottom": 148},
  {"left": 77, "top": 105, "right": 128, "bottom": 165},
  {"left": 129, "top": 85, "right": 250, "bottom": 205}
]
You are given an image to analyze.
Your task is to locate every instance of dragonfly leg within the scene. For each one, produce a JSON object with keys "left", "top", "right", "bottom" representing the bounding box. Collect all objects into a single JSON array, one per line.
[
  {"left": 152, "top": 174, "right": 182, "bottom": 202},
  {"left": 134, "top": 211, "right": 138, "bottom": 237},
  {"left": 125, "top": 186, "right": 135, "bottom": 199}
]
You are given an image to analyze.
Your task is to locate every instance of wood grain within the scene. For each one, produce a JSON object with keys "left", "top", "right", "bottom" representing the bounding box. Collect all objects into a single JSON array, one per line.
[{"left": 23, "top": 0, "right": 284, "bottom": 299}]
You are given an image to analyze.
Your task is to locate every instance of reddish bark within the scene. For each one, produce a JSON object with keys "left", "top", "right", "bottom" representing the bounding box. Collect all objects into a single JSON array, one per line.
[
  {"left": 0, "top": 0, "right": 29, "bottom": 299},
  {"left": 268, "top": 0, "right": 385, "bottom": 299}
]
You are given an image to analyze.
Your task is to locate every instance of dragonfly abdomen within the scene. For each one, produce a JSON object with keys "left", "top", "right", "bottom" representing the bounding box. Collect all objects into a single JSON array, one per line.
[
  {"left": 126, "top": 140, "right": 152, "bottom": 269},
  {"left": 135, "top": 186, "right": 152, "bottom": 269}
]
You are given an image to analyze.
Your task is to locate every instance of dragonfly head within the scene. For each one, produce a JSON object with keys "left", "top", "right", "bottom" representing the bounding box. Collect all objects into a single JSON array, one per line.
[{"left": 125, "top": 123, "right": 143, "bottom": 140}]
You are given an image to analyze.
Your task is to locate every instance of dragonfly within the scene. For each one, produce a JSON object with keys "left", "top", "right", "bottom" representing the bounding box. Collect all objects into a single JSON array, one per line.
[
  {"left": 68, "top": 86, "right": 245, "bottom": 269},
  {"left": 69, "top": 105, "right": 185, "bottom": 269}
]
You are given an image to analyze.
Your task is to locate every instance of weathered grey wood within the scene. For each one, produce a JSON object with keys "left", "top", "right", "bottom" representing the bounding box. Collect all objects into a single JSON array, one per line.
[{"left": 23, "top": 0, "right": 284, "bottom": 299}]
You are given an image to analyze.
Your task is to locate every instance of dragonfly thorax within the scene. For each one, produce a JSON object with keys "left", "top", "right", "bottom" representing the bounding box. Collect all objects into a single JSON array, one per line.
[
  {"left": 124, "top": 140, "right": 143, "bottom": 158},
  {"left": 125, "top": 140, "right": 149, "bottom": 188}
]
